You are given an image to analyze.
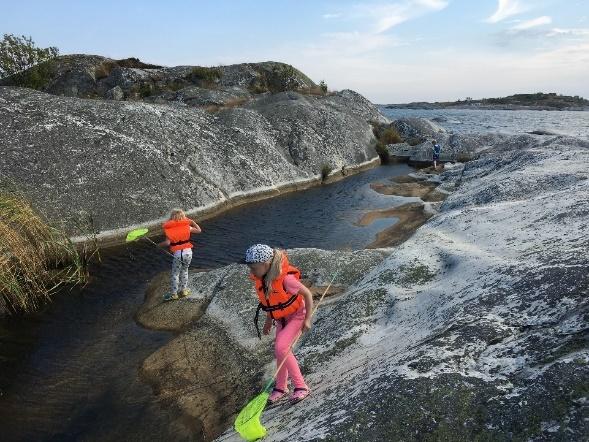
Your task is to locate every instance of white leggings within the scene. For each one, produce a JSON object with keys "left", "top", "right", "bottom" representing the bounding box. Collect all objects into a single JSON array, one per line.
[{"left": 171, "top": 248, "right": 192, "bottom": 293}]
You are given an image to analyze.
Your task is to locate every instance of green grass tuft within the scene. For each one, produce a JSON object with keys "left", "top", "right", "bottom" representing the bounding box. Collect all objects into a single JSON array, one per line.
[{"left": 0, "top": 186, "right": 92, "bottom": 313}]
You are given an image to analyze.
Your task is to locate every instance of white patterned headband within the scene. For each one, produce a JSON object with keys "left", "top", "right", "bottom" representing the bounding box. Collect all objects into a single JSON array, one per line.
[{"left": 244, "top": 244, "right": 274, "bottom": 264}]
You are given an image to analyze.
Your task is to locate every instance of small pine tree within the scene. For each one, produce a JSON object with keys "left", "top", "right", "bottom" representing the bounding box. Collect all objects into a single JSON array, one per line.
[{"left": 0, "top": 34, "right": 59, "bottom": 79}]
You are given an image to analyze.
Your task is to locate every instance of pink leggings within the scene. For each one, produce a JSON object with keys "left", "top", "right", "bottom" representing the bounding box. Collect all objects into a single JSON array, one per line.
[{"left": 274, "top": 306, "right": 307, "bottom": 390}]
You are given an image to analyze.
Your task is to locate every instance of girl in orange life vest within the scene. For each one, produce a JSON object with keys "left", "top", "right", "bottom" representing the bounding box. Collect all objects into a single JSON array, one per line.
[
  {"left": 158, "top": 209, "right": 202, "bottom": 302},
  {"left": 244, "top": 244, "right": 313, "bottom": 404}
]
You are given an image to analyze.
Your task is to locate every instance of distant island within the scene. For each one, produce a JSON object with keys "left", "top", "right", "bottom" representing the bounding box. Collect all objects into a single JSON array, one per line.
[{"left": 384, "top": 92, "right": 589, "bottom": 111}]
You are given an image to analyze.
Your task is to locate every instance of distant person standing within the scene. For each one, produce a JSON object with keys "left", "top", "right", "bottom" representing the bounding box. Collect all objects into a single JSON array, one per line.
[{"left": 432, "top": 139, "right": 442, "bottom": 170}]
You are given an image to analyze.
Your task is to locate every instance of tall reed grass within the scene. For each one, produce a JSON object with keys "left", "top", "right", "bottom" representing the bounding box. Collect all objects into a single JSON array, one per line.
[{"left": 0, "top": 187, "right": 92, "bottom": 313}]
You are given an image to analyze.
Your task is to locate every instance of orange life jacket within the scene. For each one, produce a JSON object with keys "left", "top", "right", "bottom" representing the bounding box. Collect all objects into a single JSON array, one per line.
[
  {"left": 163, "top": 219, "right": 193, "bottom": 252},
  {"left": 251, "top": 255, "right": 304, "bottom": 338}
]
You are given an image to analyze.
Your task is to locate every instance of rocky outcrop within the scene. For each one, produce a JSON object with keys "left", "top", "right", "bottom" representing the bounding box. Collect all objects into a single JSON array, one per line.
[
  {"left": 0, "top": 79, "right": 386, "bottom": 237},
  {"left": 137, "top": 134, "right": 588, "bottom": 441},
  {"left": 0, "top": 55, "right": 317, "bottom": 105},
  {"left": 385, "top": 121, "right": 542, "bottom": 165},
  {"left": 374, "top": 117, "right": 479, "bottom": 164},
  {"left": 391, "top": 117, "right": 446, "bottom": 140}
]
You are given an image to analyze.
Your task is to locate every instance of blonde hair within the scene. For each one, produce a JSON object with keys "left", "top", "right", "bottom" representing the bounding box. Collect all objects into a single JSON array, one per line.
[
  {"left": 170, "top": 208, "right": 186, "bottom": 221},
  {"left": 263, "top": 248, "right": 284, "bottom": 298}
]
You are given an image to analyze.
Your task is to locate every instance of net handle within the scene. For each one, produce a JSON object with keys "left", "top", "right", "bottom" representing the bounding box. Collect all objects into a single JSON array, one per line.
[
  {"left": 263, "top": 269, "right": 339, "bottom": 392},
  {"left": 142, "top": 235, "right": 175, "bottom": 257},
  {"left": 128, "top": 228, "right": 193, "bottom": 259}
]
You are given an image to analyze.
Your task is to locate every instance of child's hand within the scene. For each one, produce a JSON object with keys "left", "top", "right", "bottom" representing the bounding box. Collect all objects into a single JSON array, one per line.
[
  {"left": 302, "top": 318, "right": 312, "bottom": 333},
  {"left": 263, "top": 318, "right": 272, "bottom": 335}
]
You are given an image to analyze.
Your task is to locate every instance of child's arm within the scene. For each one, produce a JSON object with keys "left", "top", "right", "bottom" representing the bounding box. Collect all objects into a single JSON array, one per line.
[
  {"left": 300, "top": 285, "right": 314, "bottom": 332},
  {"left": 158, "top": 239, "right": 170, "bottom": 248},
  {"left": 188, "top": 219, "right": 202, "bottom": 234}
]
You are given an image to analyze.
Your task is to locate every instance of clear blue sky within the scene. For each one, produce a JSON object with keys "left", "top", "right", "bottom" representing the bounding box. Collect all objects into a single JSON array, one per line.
[{"left": 2, "top": 0, "right": 588, "bottom": 102}]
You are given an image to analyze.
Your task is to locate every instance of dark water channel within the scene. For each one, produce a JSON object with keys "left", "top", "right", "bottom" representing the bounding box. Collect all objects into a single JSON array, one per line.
[{"left": 0, "top": 163, "right": 414, "bottom": 441}]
